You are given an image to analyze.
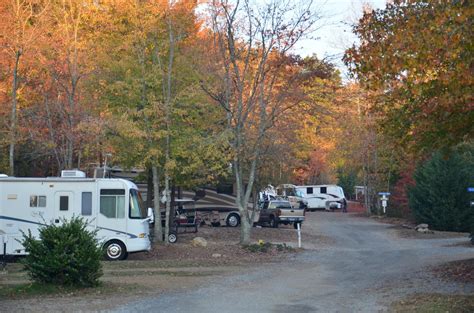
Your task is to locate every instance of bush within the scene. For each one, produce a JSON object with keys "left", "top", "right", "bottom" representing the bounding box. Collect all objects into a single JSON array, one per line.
[
  {"left": 337, "top": 168, "right": 357, "bottom": 200},
  {"left": 244, "top": 242, "right": 273, "bottom": 253},
  {"left": 20, "top": 217, "right": 103, "bottom": 287},
  {"left": 408, "top": 144, "right": 474, "bottom": 232}
]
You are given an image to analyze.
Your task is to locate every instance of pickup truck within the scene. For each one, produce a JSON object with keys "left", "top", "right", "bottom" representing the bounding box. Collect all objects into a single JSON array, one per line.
[{"left": 257, "top": 200, "right": 305, "bottom": 229}]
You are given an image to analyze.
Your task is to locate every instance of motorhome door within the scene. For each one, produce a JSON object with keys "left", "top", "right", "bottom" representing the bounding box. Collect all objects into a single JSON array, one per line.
[{"left": 54, "top": 191, "right": 74, "bottom": 224}]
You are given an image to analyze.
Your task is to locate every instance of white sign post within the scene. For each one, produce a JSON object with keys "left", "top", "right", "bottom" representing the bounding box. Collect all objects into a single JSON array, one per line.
[
  {"left": 297, "top": 223, "right": 301, "bottom": 248},
  {"left": 378, "top": 192, "right": 391, "bottom": 214}
]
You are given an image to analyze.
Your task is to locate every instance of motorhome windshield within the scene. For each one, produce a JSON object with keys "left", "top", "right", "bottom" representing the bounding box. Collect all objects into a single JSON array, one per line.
[{"left": 130, "top": 189, "right": 147, "bottom": 219}]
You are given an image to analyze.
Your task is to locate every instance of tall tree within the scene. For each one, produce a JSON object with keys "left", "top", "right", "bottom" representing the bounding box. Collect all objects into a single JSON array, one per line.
[
  {"left": 0, "top": 0, "right": 48, "bottom": 175},
  {"left": 344, "top": 0, "right": 473, "bottom": 155},
  {"left": 204, "top": 0, "right": 320, "bottom": 244}
]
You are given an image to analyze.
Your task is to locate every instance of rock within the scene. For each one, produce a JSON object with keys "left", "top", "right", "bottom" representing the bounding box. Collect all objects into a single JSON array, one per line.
[
  {"left": 212, "top": 253, "right": 222, "bottom": 258},
  {"left": 191, "top": 237, "right": 207, "bottom": 247},
  {"left": 415, "top": 223, "right": 429, "bottom": 230}
]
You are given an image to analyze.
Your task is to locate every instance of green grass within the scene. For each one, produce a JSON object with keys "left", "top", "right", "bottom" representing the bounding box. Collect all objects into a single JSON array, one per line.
[
  {"left": 0, "top": 281, "right": 140, "bottom": 300},
  {"left": 391, "top": 293, "right": 474, "bottom": 313},
  {"left": 0, "top": 283, "right": 92, "bottom": 299},
  {"left": 104, "top": 270, "right": 217, "bottom": 277}
]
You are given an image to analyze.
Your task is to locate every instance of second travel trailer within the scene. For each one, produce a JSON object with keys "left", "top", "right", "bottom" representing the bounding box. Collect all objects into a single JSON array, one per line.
[
  {"left": 0, "top": 170, "right": 152, "bottom": 260},
  {"left": 296, "top": 185, "right": 347, "bottom": 211}
]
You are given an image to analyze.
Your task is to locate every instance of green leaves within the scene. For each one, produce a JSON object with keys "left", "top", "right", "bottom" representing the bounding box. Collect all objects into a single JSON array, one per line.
[
  {"left": 345, "top": 0, "right": 474, "bottom": 154},
  {"left": 20, "top": 217, "right": 103, "bottom": 287},
  {"left": 408, "top": 143, "right": 474, "bottom": 232}
]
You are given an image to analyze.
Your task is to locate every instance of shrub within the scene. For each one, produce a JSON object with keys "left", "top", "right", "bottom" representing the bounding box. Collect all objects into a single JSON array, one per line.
[
  {"left": 408, "top": 144, "right": 474, "bottom": 232},
  {"left": 337, "top": 168, "right": 357, "bottom": 200},
  {"left": 244, "top": 242, "right": 273, "bottom": 253},
  {"left": 20, "top": 217, "right": 103, "bottom": 287}
]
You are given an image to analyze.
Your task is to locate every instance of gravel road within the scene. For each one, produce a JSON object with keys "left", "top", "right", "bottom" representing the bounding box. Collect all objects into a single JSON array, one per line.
[{"left": 114, "top": 212, "right": 474, "bottom": 313}]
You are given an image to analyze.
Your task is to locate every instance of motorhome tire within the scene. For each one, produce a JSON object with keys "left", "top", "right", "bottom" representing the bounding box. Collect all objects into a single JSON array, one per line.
[
  {"left": 226, "top": 214, "right": 240, "bottom": 227},
  {"left": 104, "top": 240, "right": 127, "bottom": 261},
  {"left": 269, "top": 216, "right": 278, "bottom": 228}
]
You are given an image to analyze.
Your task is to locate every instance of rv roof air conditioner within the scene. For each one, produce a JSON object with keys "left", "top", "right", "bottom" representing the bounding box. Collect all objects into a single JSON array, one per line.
[{"left": 61, "top": 170, "right": 86, "bottom": 178}]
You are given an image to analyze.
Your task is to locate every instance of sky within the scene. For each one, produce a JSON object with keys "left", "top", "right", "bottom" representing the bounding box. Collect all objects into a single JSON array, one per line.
[{"left": 295, "top": 0, "right": 388, "bottom": 76}]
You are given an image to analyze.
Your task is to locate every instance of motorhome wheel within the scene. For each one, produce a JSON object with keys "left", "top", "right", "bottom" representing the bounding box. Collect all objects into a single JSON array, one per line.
[
  {"left": 226, "top": 214, "right": 240, "bottom": 227},
  {"left": 104, "top": 240, "right": 127, "bottom": 261}
]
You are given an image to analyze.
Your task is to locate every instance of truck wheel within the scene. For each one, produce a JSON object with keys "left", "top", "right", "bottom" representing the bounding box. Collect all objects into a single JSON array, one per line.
[
  {"left": 269, "top": 216, "right": 279, "bottom": 228},
  {"left": 104, "top": 240, "right": 127, "bottom": 261},
  {"left": 226, "top": 214, "right": 240, "bottom": 227}
]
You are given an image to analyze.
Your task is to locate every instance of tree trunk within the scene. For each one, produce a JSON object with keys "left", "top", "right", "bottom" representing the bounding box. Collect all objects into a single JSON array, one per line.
[
  {"left": 163, "top": 13, "right": 175, "bottom": 246},
  {"left": 152, "top": 166, "right": 163, "bottom": 242},
  {"left": 239, "top": 210, "right": 252, "bottom": 245},
  {"left": 164, "top": 171, "right": 171, "bottom": 245},
  {"left": 9, "top": 50, "right": 21, "bottom": 176},
  {"left": 146, "top": 167, "right": 153, "bottom": 209}
]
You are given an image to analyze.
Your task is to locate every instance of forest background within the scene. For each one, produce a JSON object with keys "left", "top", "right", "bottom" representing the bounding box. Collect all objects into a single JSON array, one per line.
[{"left": 0, "top": 0, "right": 472, "bottom": 242}]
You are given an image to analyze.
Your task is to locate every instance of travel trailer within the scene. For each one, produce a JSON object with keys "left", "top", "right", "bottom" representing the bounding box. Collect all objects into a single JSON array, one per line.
[
  {"left": 0, "top": 170, "right": 152, "bottom": 260},
  {"left": 296, "top": 185, "right": 347, "bottom": 211}
]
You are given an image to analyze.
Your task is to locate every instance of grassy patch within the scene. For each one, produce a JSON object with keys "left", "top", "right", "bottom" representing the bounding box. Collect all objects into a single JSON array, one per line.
[
  {"left": 0, "top": 281, "right": 139, "bottom": 300},
  {"left": 243, "top": 242, "right": 295, "bottom": 253},
  {"left": 244, "top": 242, "right": 273, "bottom": 253},
  {"left": 104, "top": 270, "right": 217, "bottom": 277},
  {"left": 391, "top": 293, "right": 474, "bottom": 313}
]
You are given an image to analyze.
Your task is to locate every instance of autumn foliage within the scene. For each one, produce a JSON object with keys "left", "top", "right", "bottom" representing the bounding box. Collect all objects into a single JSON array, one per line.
[{"left": 0, "top": 0, "right": 471, "bottom": 225}]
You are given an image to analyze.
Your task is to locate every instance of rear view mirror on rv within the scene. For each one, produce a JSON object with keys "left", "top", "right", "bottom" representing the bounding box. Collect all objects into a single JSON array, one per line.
[{"left": 147, "top": 207, "right": 155, "bottom": 224}]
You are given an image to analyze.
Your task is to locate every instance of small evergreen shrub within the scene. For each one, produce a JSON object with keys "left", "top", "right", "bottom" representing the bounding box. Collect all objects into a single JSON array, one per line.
[
  {"left": 20, "top": 217, "right": 103, "bottom": 287},
  {"left": 408, "top": 144, "right": 474, "bottom": 232}
]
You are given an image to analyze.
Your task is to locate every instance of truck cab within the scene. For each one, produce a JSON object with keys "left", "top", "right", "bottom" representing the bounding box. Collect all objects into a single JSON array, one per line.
[{"left": 258, "top": 200, "right": 305, "bottom": 228}]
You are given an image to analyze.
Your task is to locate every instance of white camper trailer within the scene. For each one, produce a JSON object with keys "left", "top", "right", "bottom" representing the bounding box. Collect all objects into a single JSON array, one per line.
[
  {"left": 296, "top": 185, "right": 347, "bottom": 211},
  {"left": 0, "top": 170, "right": 152, "bottom": 260}
]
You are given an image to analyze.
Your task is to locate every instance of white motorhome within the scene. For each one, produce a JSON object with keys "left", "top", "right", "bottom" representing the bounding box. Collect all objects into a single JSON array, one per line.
[
  {"left": 296, "top": 185, "right": 347, "bottom": 211},
  {"left": 0, "top": 170, "right": 152, "bottom": 260}
]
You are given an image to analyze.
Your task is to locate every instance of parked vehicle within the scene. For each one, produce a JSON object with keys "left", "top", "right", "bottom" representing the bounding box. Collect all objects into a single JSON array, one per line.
[
  {"left": 296, "top": 185, "right": 347, "bottom": 211},
  {"left": 257, "top": 200, "right": 305, "bottom": 229},
  {"left": 159, "top": 198, "right": 199, "bottom": 243},
  {"left": 181, "top": 189, "right": 254, "bottom": 227},
  {"left": 0, "top": 170, "right": 152, "bottom": 261},
  {"left": 276, "top": 184, "right": 308, "bottom": 209}
]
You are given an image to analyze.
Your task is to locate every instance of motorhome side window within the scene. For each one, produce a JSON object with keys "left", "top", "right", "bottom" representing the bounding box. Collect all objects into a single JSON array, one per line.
[
  {"left": 307, "top": 187, "right": 313, "bottom": 194},
  {"left": 100, "top": 189, "right": 125, "bottom": 218},
  {"left": 30, "top": 195, "right": 46, "bottom": 207},
  {"left": 320, "top": 187, "right": 327, "bottom": 194},
  {"left": 81, "top": 192, "right": 92, "bottom": 216}
]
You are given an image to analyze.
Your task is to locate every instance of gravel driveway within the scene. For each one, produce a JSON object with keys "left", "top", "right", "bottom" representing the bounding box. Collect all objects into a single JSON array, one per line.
[{"left": 114, "top": 212, "right": 474, "bottom": 313}]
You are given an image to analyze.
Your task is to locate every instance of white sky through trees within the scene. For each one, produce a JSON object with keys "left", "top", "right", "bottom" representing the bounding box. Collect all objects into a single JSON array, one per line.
[{"left": 295, "top": 0, "right": 387, "bottom": 76}]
